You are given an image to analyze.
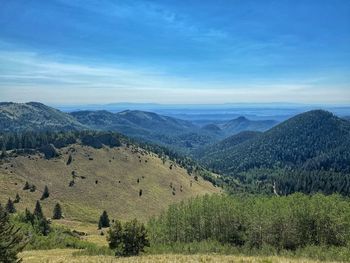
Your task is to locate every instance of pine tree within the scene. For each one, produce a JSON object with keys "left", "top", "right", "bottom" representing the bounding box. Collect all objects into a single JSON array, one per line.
[
  {"left": 14, "top": 193, "right": 21, "bottom": 203},
  {"left": 0, "top": 203, "right": 25, "bottom": 262},
  {"left": 40, "top": 185, "right": 49, "bottom": 200},
  {"left": 23, "top": 181, "right": 30, "bottom": 190},
  {"left": 5, "top": 198, "right": 16, "bottom": 214},
  {"left": 98, "top": 210, "right": 110, "bottom": 228},
  {"left": 52, "top": 203, "right": 62, "bottom": 220},
  {"left": 33, "top": 200, "right": 43, "bottom": 218},
  {"left": 33, "top": 201, "right": 50, "bottom": 236},
  {"left": 24, "top": 208, "right": 34, "bottom": 224},
  {"left": 29, "top": 185, "right": 36, "bottom": 192},
  {"left": 66, "top": 154, "right": 72, "bottom": 165}
]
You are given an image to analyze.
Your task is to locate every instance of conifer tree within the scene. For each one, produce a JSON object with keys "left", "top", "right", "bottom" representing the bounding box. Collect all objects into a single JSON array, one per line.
[
  {"left": 40, "top": 185, "right": 49, "bottom": 200},
  {"left": 0, "top": 203, "right": 25, "bottom": 262},
  {"left": 14, "top": 193, "right": 21, "bottom": 203},
  {"left": 23, "top": 181, "right": 30, "bottom": 190},
  {"left": 66, "top": 154, "right": 72, "bottom": 165},
  {"left": 33, "top": 200, "right": 43, "bottom": 218},
  {"left": 29, "top": 185, "right": 36, "bottom": 192},
  {"left": 33, "top": 201, "right": 50, "bottom": 236},
  {"left": 98, "top": 210, "right": 110, "bottom": 228},
  {"left": 5, "top": 198, "right": 16, "bottom": 214},
  {"left": 52, "top": 203, "right": 62, "bottom": 219}
]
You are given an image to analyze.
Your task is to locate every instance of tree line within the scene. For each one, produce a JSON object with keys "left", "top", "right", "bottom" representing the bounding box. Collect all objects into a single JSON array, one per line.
[{"left": 148, "top": 193, "right": 350, "bottom": 251}]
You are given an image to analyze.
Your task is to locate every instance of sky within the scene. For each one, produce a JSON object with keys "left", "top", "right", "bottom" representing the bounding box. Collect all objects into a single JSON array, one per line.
[{"left": 0, "top": 0, "right": 349, "bottom": 105}]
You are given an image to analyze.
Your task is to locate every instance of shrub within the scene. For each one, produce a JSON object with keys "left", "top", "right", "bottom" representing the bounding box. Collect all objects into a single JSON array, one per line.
[{"left": 108, "top": 219, "right": 149, "bottom": 256}]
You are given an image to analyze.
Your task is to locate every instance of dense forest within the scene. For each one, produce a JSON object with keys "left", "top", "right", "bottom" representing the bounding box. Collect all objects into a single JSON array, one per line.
[
  {"left": 198, "top": 110, "right": 350, "bottom": 195},
  {"left": 148, "top": 194, "right": 350, "bottom": 254}
]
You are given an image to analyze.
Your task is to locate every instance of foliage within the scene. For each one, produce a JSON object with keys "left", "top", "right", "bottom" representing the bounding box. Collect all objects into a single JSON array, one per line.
[
  {"left": 108, "top": 219, "right": 150, "bottom": 256},
  {"left": 0, "top": 203, "right": 26, "bottom": 263},
  {"left": 148, "top": 193, "right": 350, "bottom": 253},
  {"left": 24, "top": 201, "right": 51, "bottom": 236}
]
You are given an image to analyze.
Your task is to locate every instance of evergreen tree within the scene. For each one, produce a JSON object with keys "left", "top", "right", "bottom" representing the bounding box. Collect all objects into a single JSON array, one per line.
[
  {"left": 23, "top": 181, "right": 30, "bottom": 190},
  {"left": 14, "top": 194, "right": 20, "bottom": 204},
  {"left": 29, "top": 185, "right": 36, "bottom": 192},
  {"left": 32, "top": 201, "right": 50, "bottom": 236},
  {"left": 33, "top": 200, "right": 43, "bottom": 218},
  {"left": 0, "top": 203, "right": 25, "bottom": 263},
  {"left": 24, "top": 208, "right": 34, "bottom": 224},
  {"left": 66, "top": 154, "right": 72, "bottom": 165},
  {"left": 98, "top": 210, "right": 110, "bottom": 228},
  {"left": 40, "top": 185, "right": 49, "bottom": 200},
  {"left": 52, "top": 203, "right": 62, "bottom": 220},
  {"left": 5, "top": 198, "right": 16, "bottom": 214}
]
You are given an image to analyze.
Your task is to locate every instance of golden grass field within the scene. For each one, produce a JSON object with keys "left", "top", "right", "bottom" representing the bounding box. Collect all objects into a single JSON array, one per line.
[
  {"left": 0, "top": 144, "right": 220, "bottom": 222},
  {"left": 19, "top": 249, "right": 338, "bottom": 263}
]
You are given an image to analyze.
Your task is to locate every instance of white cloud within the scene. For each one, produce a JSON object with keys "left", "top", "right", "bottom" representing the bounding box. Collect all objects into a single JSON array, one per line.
[{"left": 0, "top": 50, "right": 349, "bottom": 104}]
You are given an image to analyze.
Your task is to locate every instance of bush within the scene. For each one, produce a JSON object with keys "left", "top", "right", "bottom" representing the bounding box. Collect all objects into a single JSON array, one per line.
[{"left": 107, "top": 219, "right": 149, "bottom": 256}]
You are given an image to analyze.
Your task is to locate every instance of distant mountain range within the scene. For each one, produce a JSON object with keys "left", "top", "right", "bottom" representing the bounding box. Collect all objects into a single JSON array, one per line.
[{"left": 0, "top": 102, "right": 278, "bottom": 152}]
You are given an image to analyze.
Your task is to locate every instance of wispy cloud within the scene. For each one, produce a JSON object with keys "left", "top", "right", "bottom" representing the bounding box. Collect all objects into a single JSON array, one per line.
[{"left": 0, "top": 49, "right": 349, "bottom": 104}]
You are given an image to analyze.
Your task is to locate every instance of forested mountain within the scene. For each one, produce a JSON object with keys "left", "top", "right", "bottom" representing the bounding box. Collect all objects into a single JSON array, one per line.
[
  {"left": 217, "top": 116, "right": 277, "bottom": 135},
  {"left": 70, "top": 110, "right": 214, "bottom": 152},
  {"left": 198, "top": 110, "right": 350, "bottom": 195},
  {"left": 0, "top": 102, "right": 86, "bottom": 132},
  {"left": 195, "top": 131, "right": 261, "bottom": 159},
  {"left": 0, "top": 102, "right": 281, "bottom": 154},
  {"left": 71, "top": 110, "right": 197, "bottom": 135}
]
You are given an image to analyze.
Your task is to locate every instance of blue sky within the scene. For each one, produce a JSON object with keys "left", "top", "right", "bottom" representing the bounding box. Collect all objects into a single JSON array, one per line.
[{"left": 0, "top": 0, "right": 349, "bottom": 104}]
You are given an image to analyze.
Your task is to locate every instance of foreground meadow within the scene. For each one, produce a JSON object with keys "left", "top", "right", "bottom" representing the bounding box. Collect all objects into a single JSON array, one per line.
[{"left": 20, "top": 249, "right": 337, "bottom": 263}]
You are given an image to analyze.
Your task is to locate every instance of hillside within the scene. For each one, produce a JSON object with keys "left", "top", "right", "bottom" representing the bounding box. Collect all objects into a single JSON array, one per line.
[
  {"left": 0, "top": 102, "right": 86, "bottom": 132},
  {"left": 71, "top": 110, "right": 215, "bottom": 152},
  {"left": 0, "top": 142, "right": 220, "bottom": 223},
  {"left": 198, "top": 110, "right": 350, "bottom": 195},
  {"left": 218, "top": 116, "right": 277, "bottom": 135},
  {"left": 195, "top": 131, "right": 261, "bottom": 160},
  {"left": 0, "top": 102, "right": 280, "bottom": 154}
]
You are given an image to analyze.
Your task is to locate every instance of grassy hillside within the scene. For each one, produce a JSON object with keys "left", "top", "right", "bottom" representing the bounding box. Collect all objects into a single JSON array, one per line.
[
  {"left": 0, "top": 144, "right": 220, "bottom": 223},
  {"left": 20, "top": 249, "right": 336, "bottom": 263}
]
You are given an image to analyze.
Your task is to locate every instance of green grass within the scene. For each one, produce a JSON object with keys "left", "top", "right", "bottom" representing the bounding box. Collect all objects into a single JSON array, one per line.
[{"left": 0, "top": 144, "right": 220, "bottom": 222}]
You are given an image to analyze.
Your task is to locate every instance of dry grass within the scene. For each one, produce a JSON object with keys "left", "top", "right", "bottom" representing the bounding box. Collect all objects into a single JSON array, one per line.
[
  {"left": 19, "top": 249, "right": 337, "bottom": 263},
  {"left": 0, "top": 144, "right": 220, "bottom": 223}
]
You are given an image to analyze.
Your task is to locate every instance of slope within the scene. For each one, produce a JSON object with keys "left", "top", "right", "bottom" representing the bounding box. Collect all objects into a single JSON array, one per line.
[
  {"left": 0, "top": 102, "right": 86, "bottom": 132},
  {"left": 0, "top": 142, "right": 220, "bottom": 223},
  {"left": 200, "top": 110, "right": 350, "bottom": 174}
]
